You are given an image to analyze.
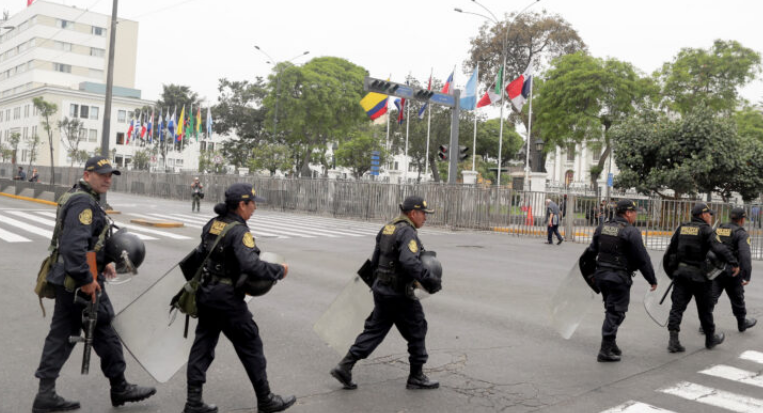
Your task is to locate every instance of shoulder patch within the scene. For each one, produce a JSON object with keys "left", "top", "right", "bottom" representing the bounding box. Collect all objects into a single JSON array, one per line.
[
  {"left": 243, "top": 232, "right": 255, "bottom": 248},
  {"left": 209, "top": 220, "right": 226, "bottom": 235},
  {"left": 382, "top": 224, "right": 396, "bottom": 235},
  {"left": 79, "top": 208, "right": 93, "bottom": 225},
  {"left": 747, "top": 236, "right": 752, "bottom": 246},
  {"left": 408, "top": 239, "right": 418, "bottom": 253}
]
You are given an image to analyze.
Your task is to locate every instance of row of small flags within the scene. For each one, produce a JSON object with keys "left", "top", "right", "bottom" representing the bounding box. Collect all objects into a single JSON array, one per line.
[
  {"left": 124, "top": 106, "right": 214, "bottom": 145},
  {"left": 360, "top": 63, "right": 534, "bottom": 123}
]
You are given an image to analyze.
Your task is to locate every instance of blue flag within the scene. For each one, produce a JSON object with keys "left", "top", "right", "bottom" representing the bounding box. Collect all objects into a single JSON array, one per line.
[{"left": 460, "top": 68, "right": 479, "bottom": 111}]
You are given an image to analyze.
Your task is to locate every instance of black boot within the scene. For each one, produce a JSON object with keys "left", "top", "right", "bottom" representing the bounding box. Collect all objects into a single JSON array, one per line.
[
  {"left": 183, "top": 385, "right": 217, "bottom": 413},
  {"left": 597, "top": 340, "right": 621, "bottom": 362},
  {"left": 611, "top": 341, "right": 622, "bottom": 357},
  {"left": 330, "top": 352, "right": 358, "bottom": 390},
  {"left": 257, "top": 393, "right": 296, "bottom": 413},
  {"left": 739, "top": 317, "right": 757, "bottom": 332},
  {"left": 706, "top": 331, "right": 725, "bottom": 349},
  {"left": 110, "top": 377, "right": 157, "bottom": 407},
  {"left": 406, "top": 365, "right": 439, "bottom": 389},
  {"left": 668, "top": 330, "right": 685, "bottom": 353},
  {"left": 32, "top": 379, "right": 80, "bottom": 413}
]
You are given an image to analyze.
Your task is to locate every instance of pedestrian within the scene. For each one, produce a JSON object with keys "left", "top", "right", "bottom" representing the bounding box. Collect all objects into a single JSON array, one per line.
[
  {"left": 183, "top": 183, "right": 294, "bottom": 413},
  {"left": 15, "top": 166, "right": 26, "bottom": 181},
  {"left": 32, "top": 156, "right": 156, "bottom": 413},
  {"left": 191, "top": 177, "right": 204, "bottom": 213},
  {"left": 330, "top": 195, "right": 443, "bottom": 391},
  {"left": 663, "top": 203, "right": 739, "bottom": 353},
  {"left": 753, "top": 205, "right": 761, "bottom": 229},
  {"left": 598, "top": 201, "right": 607, "bottom": 226},
  {"left": 711, "top": 207, "right": 756, "bottom": 332},
  {"left": 29, "top": 168, "right": 39, "bottom": 183},
  {"left": 585, "top": 199, "right": 658, "bottom": 362},
  {"left": 545, "top": 199, "right": 564, "bottom": 245}
]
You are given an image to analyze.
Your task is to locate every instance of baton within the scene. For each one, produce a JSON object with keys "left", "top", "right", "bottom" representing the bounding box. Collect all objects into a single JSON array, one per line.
[{"left": 659, "top": 280, "right": 674, "bottom": 305}]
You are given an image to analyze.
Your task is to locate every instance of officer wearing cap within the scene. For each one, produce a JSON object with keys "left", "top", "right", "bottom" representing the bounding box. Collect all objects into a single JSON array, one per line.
[
  {"left": 33, "top": 156, "right": 156, "bottom": 412},
  {"left": 184, "top": 183, "right": 295, "bottom": 413},
  {"left": 191, "top": 177, "right": 204, "bottom": 213},
  {"left": 331, "top": 195, "right": 442, "bottom": 391},
  {"left": 585, "top": 199, "right": 657, "bottom": 362},
  {"left": 663, "top": 202, "right": 739, "bottom": 353},
  {"left": 711, "top": 207, "right": 756, "bottom": 332}
]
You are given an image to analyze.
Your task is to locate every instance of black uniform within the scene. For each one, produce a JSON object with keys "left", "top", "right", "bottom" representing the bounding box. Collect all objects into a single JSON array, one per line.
[
  {"left": 711, "top": 222, "right": 752, "bottom": 325},
  {"left": 35, "top": 180, "right": 126, "bottom": 382},
  {"left": 665, "top": 217, "right": 738, "bottom": 335},
  {"left": 348, "top": 215, "right": 441, "bottom": 367},
  {"left": 191, "top": 183, "right": 203, "bottom": 212},
  {"left": 587, "top": 215, "right": 657, "bottom": 344},
  {"left": 186, "top": 212, "right": 284, "bottom": 399}
]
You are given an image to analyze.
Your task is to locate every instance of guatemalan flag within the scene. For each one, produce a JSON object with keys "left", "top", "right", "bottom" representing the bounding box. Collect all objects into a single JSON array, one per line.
[
  {"left": 506, "top": 62, "right": 534, "bottom": 111},
  {"left": 441, "top": 70, "right": 454, "bottom": 94}
]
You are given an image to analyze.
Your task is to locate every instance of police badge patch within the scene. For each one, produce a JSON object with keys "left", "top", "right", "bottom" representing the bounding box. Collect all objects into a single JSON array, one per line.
[
  {"left": 408, "top": 239, "right": 418, "bottom": 253},
  {"left": 79, "top": 209, "right": 93, "bottom": 225},
  {"left": 243, "top": 232, "right": 255, "bottom": 248},
  {"left": 383, "top": 224, "right": 396, "bottom": 235}
]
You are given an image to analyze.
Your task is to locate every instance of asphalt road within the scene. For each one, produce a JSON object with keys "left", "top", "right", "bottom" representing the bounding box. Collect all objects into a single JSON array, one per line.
[{"left": 1, "top": 191, "right": 762, "bottom": 413}]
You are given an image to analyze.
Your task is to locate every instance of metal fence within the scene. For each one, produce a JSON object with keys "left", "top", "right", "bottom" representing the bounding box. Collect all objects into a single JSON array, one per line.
[{"left": 4, "top": 163, "right": 763, "bottom": 259}]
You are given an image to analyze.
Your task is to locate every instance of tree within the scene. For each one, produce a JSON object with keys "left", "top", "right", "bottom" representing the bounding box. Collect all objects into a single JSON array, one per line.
[
  {"left": 58, "top": 117, "right": 85, "bottom": 166},
  {"left": 213, "top": 77, "right": 270, "bottom": 170},
  {"left": 249, "top": 144, "right": 293, "bottom": 176},
  {"left": 154, "top": 84, "right": 202, "bottom": 158},
  {"left": 334, "top": 125, "right": 389, "bottom": 179},
  {"left": 660, "top": 40, "right": 761, "bottom": 115},
  {"left": 534, "top": 52, "right": 656, "bottom": 192},
  {"left": 734, "top": 106, "right": 763, "bottom": 142},
  {"left": 26, "top": 133, "right": 41, "bottom": 170},
  {"left": 132, "top": 149, "right": 150, "bottom": 171},
  {"left": 33, "top": 97, "right": 58, "bottom": 185},
  {"left": 8, "top": 132, "right": 21, "bottom": 166}
]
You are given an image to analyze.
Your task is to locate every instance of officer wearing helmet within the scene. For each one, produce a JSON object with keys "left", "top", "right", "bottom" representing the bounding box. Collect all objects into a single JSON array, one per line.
[
  {"left": 711, "top": 207, "right": 756, "bottom": 332},
  {"left": 191, "top": 177, "right": 204, "bottom": 213},
  {"left": 585, "top": 199, "right": 657, "bottom": 362},
  {"left": 183, "top": 183, "right": 295, "bottom": 413},
  {"left": 664, "top": 203, "right": 739, "bottom": 353},
  {"left": 331, "top": 195, "right": 442, "bottom": 391},
  {"left": 33, "top": 156, "right": 156, "bottom": 413}
]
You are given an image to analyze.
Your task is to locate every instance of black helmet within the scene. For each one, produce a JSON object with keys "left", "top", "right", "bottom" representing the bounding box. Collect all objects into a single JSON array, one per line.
[
  {"left": 705, "top": 250, "right": 725, "bottom": 280},
  {"left": 420, "top": 251, "right": 442, "bottom": 281},
  {"left": 105, "top": 228, "right": 146, "bottom": 274},
  {"left": 241, "top": 252, "right": 284, "bottom": 297}
]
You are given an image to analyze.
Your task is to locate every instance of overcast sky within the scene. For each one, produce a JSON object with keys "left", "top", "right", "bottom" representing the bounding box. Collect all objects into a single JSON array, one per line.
[{"left": 9, "top": 0, "right": 763, "bottom": 108}]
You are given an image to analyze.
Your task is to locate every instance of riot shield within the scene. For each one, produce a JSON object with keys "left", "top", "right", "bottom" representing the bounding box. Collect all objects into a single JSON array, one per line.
[
  {"left": 313, "top": 275, "right": 374, "bottom": 355},
  {"left": 550, "top": 262, "right": 600, "bottom": 340},
  {"left": 643, "top": 259, "right": 673, "bottom": 327},
  {"left": 113, "top": 264, "right": 194, "bottom": 383}
]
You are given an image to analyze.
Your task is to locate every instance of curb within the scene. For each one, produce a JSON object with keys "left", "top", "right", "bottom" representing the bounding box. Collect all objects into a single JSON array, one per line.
[
  {"left": 106, "top": 210, "right": 122, "bottom": 215},
  {"left": 0, "top": 192, "right": 57, "bottom": 206},
  {"left": 129, "top": 218, "right": 184, "bottom": 228}
]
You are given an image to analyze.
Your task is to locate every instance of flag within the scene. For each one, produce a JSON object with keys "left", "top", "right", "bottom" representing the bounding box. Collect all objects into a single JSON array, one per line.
[
  {"left": 126, "top": 117, "right": 134, "bottom": 145},
  {"left": 360, "top": 85, "right": 388, "bottom": 120},
  {"left": 27, "top": 0, "right": 35, "bottom": 6},
  {"left": 188, "top": 105, "right": 195, "bottom": 143},
  {"left": 441, "top": 70, "right": 454, "bottom": 94},
  {"left": 477, "top": 66, "right": 503, "bottom": 108},
  {"left": 195, "top": 107, "right": 202, "bottom": 140},
  {"left": 418, "top": 71, "right": 432, "bottom": 119},
  {"left": 506, "top": 62, "right": 534, "bottom": 111},
  {"left": 177, "top": 106, "right": 185, "bottom": 142},
  {"left": 394, "top": 98, "right": 405, "bottom": 124},
  {"left": 168, "top": 107, "right": 176, "bottom": 141},
  {"left": 147, "top": 109, "right": 154, "bottom": 143},
  {"left": 460, "top": 68, "right": 479, "bottom": 110},
  {"left": 157, "top": 108, "right": 164, "bottom": 142},
  {"left": 206, "top": 106, "right": 213, "bottom": 136}
]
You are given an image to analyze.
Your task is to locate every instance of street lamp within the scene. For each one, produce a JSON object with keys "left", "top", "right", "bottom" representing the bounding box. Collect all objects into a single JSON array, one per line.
[
  {"left": 455, "top": 0, "right": 540, "bottom": 188},
  {"left": 254, "top": 46, "right": 309, "bottom": 139}
]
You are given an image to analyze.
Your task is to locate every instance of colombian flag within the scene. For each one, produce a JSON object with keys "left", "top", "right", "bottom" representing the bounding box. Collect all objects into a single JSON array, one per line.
[{"left": 360, "top": 92, "right": 388, "bottom": 120}]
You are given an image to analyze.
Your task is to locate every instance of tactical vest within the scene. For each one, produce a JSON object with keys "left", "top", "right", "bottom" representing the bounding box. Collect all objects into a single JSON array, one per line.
[
  {"left": 597, "top": 221, "right": 630, "bottom": 271},
  {"left": 376, "top": 216, "right": 414, "bottom": 289},
  {"left": 201, "top": 217, "right": 242, "bottom": 282},
  {"left": 50, "top": 185, "right": 111, "bottom": 254},
  {"left": 676, "top": 221, "right": 705, "bottom": 267},
  {"left": 716, "top": 223, "right": 743, "bottom": 258}
]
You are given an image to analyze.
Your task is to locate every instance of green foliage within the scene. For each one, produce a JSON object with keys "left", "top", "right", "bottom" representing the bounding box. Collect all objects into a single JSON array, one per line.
[
  {"left": 156, "top": 84, "right": 201, "bottom": 115},
  {"left": 213, "top": 77, "right": 270, "bottom": 169},
  {"left": 250, "top": 144, "right": 294, "bottom": 176},
  {"left": 734, "top": 107, "right": 763, "bottom": 142},
  {"left": 25, "top": 133, "right": 41, "bottom": 168},
  {"left": 132, "top": 150, "right": 150, "bottom": 171},
  {"left": 8, "top": 132, "right": 20, "bottom": 165},
  {"left": 198, "top": 151, "right": 226, "bottom": 174},
  {"left": 334, "top": 124, "right": 389, "bottom": 179},
  {"left": 58, "top": 117, "right": 85, "bottom": 166},
  {"left": 660, "top": 40, "right": 761, "bottom": 115},
  {"left": 33, "top": 97, "right": 58, "bottom": 184}
]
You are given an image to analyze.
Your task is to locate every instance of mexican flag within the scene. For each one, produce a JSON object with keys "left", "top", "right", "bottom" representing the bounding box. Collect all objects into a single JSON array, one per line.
[{"left": 477, "top": 66, "right": 502, "bottom": 108}]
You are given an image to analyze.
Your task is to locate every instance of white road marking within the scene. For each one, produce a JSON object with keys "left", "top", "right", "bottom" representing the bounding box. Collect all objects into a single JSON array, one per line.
[
  {"left": 659, "top": 381, "right": 763, "bottom": 412},
  {"left": 0, "top": 213, "right": 52, "bottom": 238},
  {"left": 740, "top": 350, "right": 763, "bottom": 365},
  {"left": 257, "top": 216, "right": 362, "bottom": 237},
  {"left": 601, "top": 401, "right": 677, "bottom": 413},
  {"left": 7, "top": 210, "right": 56, "bottom": 226},
  {"left": 0, "top": 227, "right": 31, "bottom": 242},
  {"left": 701, "top": 365, "right": 763, "bottom": 388},
  {"left": 111, "top": 220, "right": 192, "bottom": 240}
]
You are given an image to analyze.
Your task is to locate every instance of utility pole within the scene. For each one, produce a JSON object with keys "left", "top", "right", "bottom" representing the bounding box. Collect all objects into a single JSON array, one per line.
[{"left": 100, "top": 0, "right": 118, "bottom": 210}]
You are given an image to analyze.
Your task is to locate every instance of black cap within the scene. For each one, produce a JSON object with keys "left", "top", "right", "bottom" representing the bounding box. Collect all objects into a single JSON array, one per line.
[
  {"left": 225, "top": 183, "right": 265, "bottom": 203},
  {"left": 616, "top": 199, "right": 637, "bottom": 213},
  {"left": 691, "top": 202, "right": 714, "bottom": 216},
  {"left": 730, "top": 207, "right": 747, "bottom": 220},
  {"left": 84, "top": 156, "right": 121, "bottom": 175},
  {"left": 400, "top": 195, "right": 434, "bottom": 214}
]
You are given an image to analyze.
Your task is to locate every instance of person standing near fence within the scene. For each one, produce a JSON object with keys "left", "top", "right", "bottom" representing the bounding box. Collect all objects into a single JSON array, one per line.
[
  {"left": 711, "top": 207, "right": 756, "bottom": 332},
  {"left": 29, "top": 168, "right": 39, "bottom": 183},
  {"left": 545, "top": 199, "right": 564, "bottom": 245},
  {"left": 191, "top": 177, "right": 204, "bottom": 213}
]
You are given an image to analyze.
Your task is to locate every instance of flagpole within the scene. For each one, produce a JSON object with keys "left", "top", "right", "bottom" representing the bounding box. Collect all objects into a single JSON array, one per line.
[
  {"left": 404, "top": 82, "right": 410, "bottom": 185},
  {"left": 472, "top": 110, "right": 477, "bottom": 172},
  {"left": 524, "top": 78, "right": 535, "bottom": 190},
  {"left": 425, "top": 104, "right": 431, "bottom": 181}
]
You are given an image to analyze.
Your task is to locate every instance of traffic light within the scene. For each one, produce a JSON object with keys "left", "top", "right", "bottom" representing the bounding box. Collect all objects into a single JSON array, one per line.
[
  {"left": 458, "top": 145, "right": 469, "bottom": 161},
  {"left": 415, "top": 89, "right": 435, "bottom": 100},
  {"left": 369, "top": 79, "right": 399, "bottom": 94},
  {"left": 438, "top": 144, "right": 449, "bottom": 161}
]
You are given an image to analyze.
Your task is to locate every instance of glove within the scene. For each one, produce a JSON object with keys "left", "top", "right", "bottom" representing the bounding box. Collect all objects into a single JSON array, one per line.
[{"left": 421, "top": 277, "right": 442, "bottom": 294}]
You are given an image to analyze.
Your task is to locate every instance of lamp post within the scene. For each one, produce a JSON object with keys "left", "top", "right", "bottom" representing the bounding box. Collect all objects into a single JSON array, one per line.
[
  {"left": 254, "top": 46, "right": 309, "bottom": 139},
  {"left": 455, "top": 0, "right": 540, "bottom": 188}
]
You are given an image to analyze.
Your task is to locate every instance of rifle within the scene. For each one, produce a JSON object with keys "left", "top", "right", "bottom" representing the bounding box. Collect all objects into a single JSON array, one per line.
[{"left": 68, "top": 250, "right": 100, "bottom": 375}]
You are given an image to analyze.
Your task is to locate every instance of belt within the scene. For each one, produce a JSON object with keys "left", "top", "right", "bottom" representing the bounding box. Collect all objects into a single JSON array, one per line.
[{"left": 208, "top": 275, "right": 233, "bottom": 286}]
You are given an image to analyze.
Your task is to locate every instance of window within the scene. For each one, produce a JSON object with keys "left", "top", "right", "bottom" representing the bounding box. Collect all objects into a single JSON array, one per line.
[
  {"left": 80, "top": 106, "right": 89, "bottom": 119},
  {"left": 57, "top": 19, "right": 73, "bottom": 30},
  {"left": 92, "top": 26, "right": 106, "bottom": 36},
  {"left": 0, "top": 111, "right": 3, "bottom": 122},
  {"left": 13, "top": 107, "right": 20, "bottom": 120},
  {"left": 208, "top": 142, "right": 214, "bottom": 152},
  {"left": 22, "top": 149, "right": 29, "bottom": 162},
  {"left": 566, "top": 144, "right": 575, "bottom": 162},
  {"left": 117, "top": 110, "right": 126, "bottom": 123},
  {"left": 53, "top": 63, "right": 71, "bottom": 73},
  {"left": 591, "top": 144, "right": 602, "bottom": 162},
  {"left": 53, "top": 41, "right": 72, "bottom": 51},
  {"left": 89, "top": 129, "right": 97, "bottom": 142},
  {"left": 394, "top": 161, "right": 399, "bottom": 170},
  {"left": 70, "top": 104, "right": 79, "bottom": 118},
  {"left": 32, "top": 126, "right": 37, "bottom": 138},
  {"left": 22, "top": 127, "right": 28, "bottom": 139},
  {"left": 90, "top": 47, "right": 105, "bottom": 57},
  {"left": 90, "top": 106, "right": 99, "bottom": 120},
  {"left": 33, "top": 105, "right": 38, "bottom": 116},
  {"left": 5, "top": 109, "right": 10, "bottom": 120},
  {"left": 200, "top": 141, "right": 206, "bottom": 151},
  {"left": 116, "top": 132, "right": 125, "bottom": 145},
  {"left": 127, "top": 111, "right": 134, "bottom": 121},
  {"left": 24, "top": 105, "right": 29, "bottom": 118}
]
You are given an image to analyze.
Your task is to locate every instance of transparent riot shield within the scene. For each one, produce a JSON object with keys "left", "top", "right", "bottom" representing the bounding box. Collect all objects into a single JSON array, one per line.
[
  {"left": 643, "top": 259, "right": 673, "bottom": 327},
  {"left": 550, "top": 262, "right": 600, "bottom": 340},
  {"left": 313, "top": 275, "right": 374, "bottom": 355}
]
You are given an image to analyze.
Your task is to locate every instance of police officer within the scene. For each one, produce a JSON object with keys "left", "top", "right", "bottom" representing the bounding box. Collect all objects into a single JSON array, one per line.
[
  {"left": 184, "top": 183, "right": 295, "bottom": 413},
  {"left": 712, "top": 207, "right": 756, "bottom": 332},
  {"left": 664, "top": 203, "right": 739, "bottom": 353},
  {"left": 191, "top": 177, "right": 204, "bottom": 213},
  {"left": 330, "top": 195, "right": 443, "bottom": 390},
  {"left": 33, "top": 156, "right": 156, "bottom": 413},
  {"left": 586, "top": 199, "right": 657, "bottom": 362}
]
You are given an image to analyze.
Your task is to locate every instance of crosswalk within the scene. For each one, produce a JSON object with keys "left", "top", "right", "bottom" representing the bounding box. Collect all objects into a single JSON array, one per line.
[{"left": 601, "top": 350, "right": 763, "bottom": 413}]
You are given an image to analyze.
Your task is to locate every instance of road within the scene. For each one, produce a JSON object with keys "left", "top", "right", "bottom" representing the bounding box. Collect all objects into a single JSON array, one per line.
[{"left": 1, "top": 191, "right": 762, "bottom": 413}]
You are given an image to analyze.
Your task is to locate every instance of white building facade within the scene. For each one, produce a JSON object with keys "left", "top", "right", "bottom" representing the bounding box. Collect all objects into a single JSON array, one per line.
[{"left": 544, "top": 141, "right": 620, "bottom": 192}]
